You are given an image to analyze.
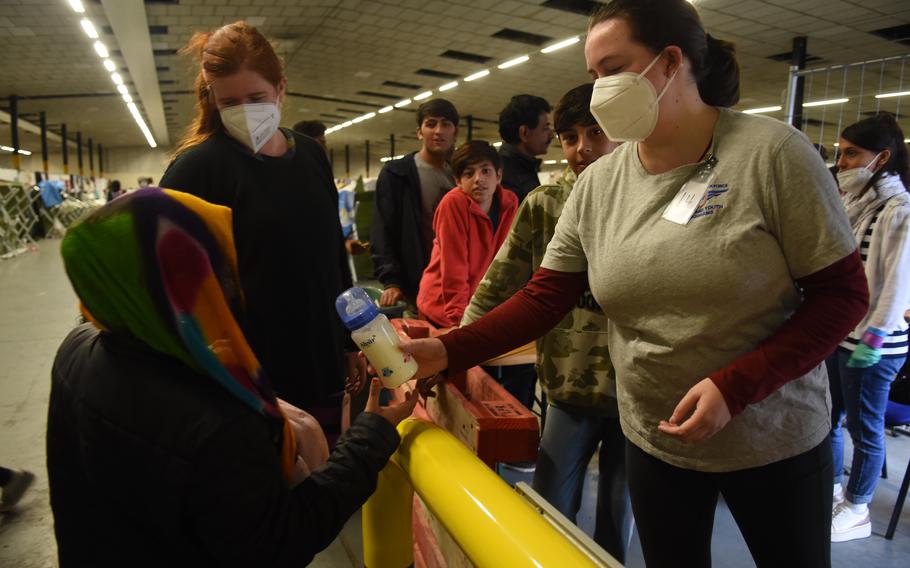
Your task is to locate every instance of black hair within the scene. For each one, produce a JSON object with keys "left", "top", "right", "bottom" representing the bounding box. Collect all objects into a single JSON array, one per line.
[
  {"left": 293, "top": 120, "right": 326, "bottom": 138},
  {"left": 498, "top": 94, "right": 552, "bottom": 145},
  {"left": 109, "top": 180, "right": 121, "bottom": 191},
  {"left": 451, "top": 140, "right": 501, "bottom": 179},
  {"left": 813, "top": 143, "right": 829, "bottom": 162},
  {"left": 416, "top": 98, "right": 459, "bottom": 128},
  {"left": 589, "top": 0, "right": 740, "bottom": 108},
  {"left": 553, "top": 84, "right": 597, "bottom": 135},
  {"left": 841, "top": 112, "right": 910, "bottom": 189}
]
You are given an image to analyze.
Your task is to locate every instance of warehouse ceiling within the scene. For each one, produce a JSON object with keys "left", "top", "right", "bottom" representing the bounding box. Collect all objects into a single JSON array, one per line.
[{"left": 1, "top": 0, "right": 909, "bottom": 162}]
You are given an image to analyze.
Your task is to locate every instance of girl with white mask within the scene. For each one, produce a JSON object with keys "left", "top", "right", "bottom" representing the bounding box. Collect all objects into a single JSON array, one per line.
[
  {"left": 398, "top": 1, "right": 869, "bottom": 565},
  {"left": 828, "top": 113, "right": 910, "bottom": 543},
  {"left": 161, "top": 22, "right": 368, "bottom": 446}
]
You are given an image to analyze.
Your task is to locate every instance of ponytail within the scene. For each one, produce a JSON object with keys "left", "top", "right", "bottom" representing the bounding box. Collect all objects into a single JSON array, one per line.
[{"left": 700, "top": 34, "right": 740, "bottom": 108}]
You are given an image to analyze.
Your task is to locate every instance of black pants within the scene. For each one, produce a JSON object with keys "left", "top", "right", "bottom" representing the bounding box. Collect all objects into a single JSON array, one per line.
[
  {"left": 627, "top": 437, "right": 833, "bottom": 568},
  {"left": 0, "top": 466, "right": 11, "bottom": 486}
]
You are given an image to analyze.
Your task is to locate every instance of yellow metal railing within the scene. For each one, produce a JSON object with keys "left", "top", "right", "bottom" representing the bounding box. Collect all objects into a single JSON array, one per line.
[{"left": 362, "top": 419, "right": 603, "bottom": 568}]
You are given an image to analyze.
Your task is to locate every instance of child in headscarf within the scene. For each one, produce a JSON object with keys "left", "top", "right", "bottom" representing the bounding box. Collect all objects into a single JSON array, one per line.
[{"left": 47, "top": 188, "right": 418, "bottom": 566}]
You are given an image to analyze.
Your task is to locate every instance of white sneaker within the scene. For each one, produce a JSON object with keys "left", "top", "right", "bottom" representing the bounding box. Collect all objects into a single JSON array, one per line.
[{"left": 831, "top": 503, "right": 871, "bottom": 542}]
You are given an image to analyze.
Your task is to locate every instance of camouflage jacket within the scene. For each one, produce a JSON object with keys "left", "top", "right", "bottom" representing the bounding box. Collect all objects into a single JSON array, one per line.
[{"left": 462, "top": 168, "right": 616, "bottom": 415}]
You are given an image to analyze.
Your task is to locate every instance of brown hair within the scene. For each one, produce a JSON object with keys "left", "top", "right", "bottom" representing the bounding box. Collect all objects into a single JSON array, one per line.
[
  {"left": 173, "top": 21, "right": 284, "bottom": 157},
  {"left": 589, "top": 0, "right": 740, "bottom": 108},
  {"left": 452, "top": 140, "right": 502, "bottom": 179}
]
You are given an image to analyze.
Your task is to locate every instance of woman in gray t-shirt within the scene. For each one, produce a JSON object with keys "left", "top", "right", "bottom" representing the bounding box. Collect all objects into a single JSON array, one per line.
[{"left": 401, "top": 1, "right": 868, "bottom": 566}]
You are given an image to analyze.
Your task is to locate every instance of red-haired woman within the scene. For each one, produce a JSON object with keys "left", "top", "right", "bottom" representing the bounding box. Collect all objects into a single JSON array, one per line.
[{"left": 160, "top": 22, "right": 362, "bottom": 442}]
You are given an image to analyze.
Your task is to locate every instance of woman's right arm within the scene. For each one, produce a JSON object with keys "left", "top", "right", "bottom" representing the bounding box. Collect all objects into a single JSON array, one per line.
[{"left": 404, "top": 267, "right": 587, "bottom": 378}]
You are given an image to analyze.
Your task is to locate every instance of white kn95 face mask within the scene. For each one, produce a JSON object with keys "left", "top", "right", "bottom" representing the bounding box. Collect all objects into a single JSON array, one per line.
[
  {"left": 836, "top": 151, "right": 883, "bottom": 195},
  {"left": 589, "top": 52, "right": 679, "bottom": 142},
  {"left": 220, "top": 102, "right": 282, "bottom": 154}
]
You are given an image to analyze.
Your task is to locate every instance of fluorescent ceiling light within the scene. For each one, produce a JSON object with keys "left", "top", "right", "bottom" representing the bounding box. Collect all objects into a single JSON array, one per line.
[
  {"left": 742, "top": 105, "right": 782, "bottom": 114},
  {"left": 493, "top": 141, "right": 502, "bottom": 148},
  {"left": 543, "top": 159, "right": 557, "bottom": 165},
  {"left": 439, "top": 81, "right": 458, "bottom": 92},
  {"left": 126, "top": 102, "right": 157, "bottom": 148},
  {"left": 110, "top": 72, "right": 123, "bottom": 85},
  {"left": 394, "top": 99, "right": 412, "bottom": 108},
  {"left": 122, "top": 93, "right": 132, "bottom": 103},
  {"left": 498, "top": 55, "right": 529, "bottom": 69},
  {"left": 378, "top": 105, "right": 394, "bottom": 114},
  {"left": 68, "top": 0, "right": 85, "bottom": 13},
  {"left": 833, "top": 143, "right": 840, "bottom": 147},
  {"left": 0, "top": 145, "right": 31, "bottom": 155},
  {"left": 353, "top": 112, "right": 376, "bottom": 123},
  {"left": 93, "top": 41, "right": 109, "bottom": 58},
  {"left": 541, "top": 37, "right": 579, "bottom": 54},
  {"left": 561, "top": 159, "right": 568, "bottom": 164},
  {"left": 803, "top": 98, "right": 849, "bottom": 107},
  {"left": 80, "top": 18, "right": 98, "bottom": 39},
  {"left": 103, "top": 59, "right": 116, "bottom": 72},
  {"left": 905, "top": 138, "right": 910, "bottom": 143},
  {"left": 875, "top": 91, "right": 910, "bottom": 99},
  {"left": 414, "top": 90, "right": 433, "bottom": 101},
  {"left": 341, "top": 120, "right": 353, "bottom": 128},
  {"left": 464, "top": 69, "right": 490, "bottom": 82},
  {"left": 117, "top": 84, "right": 128, "bottom": 95}
]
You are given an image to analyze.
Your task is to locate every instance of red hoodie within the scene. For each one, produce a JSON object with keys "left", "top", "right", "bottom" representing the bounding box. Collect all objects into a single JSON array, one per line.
[{"left": 417, "top": 186, "right": 518, "bottom": 327}]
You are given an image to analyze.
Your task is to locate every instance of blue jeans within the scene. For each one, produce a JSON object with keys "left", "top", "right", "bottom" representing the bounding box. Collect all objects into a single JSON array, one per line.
[
  {"left": 532, "top": 404, "right": 631, "bottom": 562},
  {"left": 828, "top": 349, "right": 905, "bottom": 504}
]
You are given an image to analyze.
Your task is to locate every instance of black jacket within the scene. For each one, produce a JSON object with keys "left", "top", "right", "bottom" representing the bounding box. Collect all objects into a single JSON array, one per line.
[
  {"left": 499, "top": 143, "right": 542, "bottom": 203},
  {"left": 371, "top": 152, "right": 429, "bottom": 300},
  {"left": 47, "top": 324, "right": 399, "bottom": 567},
  {"left": 160, "top": 130, "right": 353, "bottom": 410}
]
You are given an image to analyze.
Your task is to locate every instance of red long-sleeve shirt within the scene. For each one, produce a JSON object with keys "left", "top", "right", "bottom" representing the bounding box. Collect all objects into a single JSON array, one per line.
[{"left": 417, "top": 187, "right": 518, "bottom": 327}]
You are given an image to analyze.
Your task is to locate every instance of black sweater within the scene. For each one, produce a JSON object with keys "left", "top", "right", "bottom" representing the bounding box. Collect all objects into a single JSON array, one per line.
[
  {"left": 48, "top": 324, "right": 399, "bottom": 567},
  {"left": 160, "top": 130, "right": 352, "bottom": 409}
]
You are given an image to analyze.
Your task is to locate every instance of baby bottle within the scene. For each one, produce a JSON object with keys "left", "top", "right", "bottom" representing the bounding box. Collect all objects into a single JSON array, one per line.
[{"left": 335, "top": 287, "right": 418, "bottom": 388}]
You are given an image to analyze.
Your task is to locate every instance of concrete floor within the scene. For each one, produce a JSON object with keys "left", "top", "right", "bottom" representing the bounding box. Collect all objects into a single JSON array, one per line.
[{"left": 2, "top": 240, "right": 909, "bottom": 567}]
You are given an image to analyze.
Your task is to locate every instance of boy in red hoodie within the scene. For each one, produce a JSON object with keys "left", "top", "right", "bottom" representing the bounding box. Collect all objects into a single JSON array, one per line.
[{"left": 417, "top": 141, "right": 518, "bottom": 327}]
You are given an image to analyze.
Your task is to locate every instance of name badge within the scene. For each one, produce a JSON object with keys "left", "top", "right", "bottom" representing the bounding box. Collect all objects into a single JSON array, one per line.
[{"left": 661, "top": 156, "right": 718, "bottom": 226}]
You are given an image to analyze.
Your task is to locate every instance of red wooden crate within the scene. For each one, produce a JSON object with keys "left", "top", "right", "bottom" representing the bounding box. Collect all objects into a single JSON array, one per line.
[{"left": 391, "top": 319, "right": 539, "bottom": 467}]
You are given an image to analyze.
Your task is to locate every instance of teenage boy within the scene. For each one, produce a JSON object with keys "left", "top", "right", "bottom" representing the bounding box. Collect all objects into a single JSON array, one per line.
[
  {"left": 372, "top": 99, "right": 459, "bottom": 306},
  {"left": 462, "top": 84, "right": 627, "bottom": 561},
  {"left": 497, "top": 94, "right": 553, "bottom": 202},
  {"left": 417, "top": 141, "right": 518, "bottom": 328}
]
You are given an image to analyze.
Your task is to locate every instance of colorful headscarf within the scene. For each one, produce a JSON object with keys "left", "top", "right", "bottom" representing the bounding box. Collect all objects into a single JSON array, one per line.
[{"left": 61, "top": 188, "right": 297, "bottom": 483}]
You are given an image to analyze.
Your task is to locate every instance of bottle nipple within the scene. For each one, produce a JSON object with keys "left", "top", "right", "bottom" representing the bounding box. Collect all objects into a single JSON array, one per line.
[{"left": 346, "top": 297, "right": 367, "bottom": 316}]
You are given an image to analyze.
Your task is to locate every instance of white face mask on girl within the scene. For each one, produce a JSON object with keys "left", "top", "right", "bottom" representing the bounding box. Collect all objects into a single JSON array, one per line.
[
  {"left": 220, "top": 102, "right": 282, "bottom": 154},
  {"left": 836, "top": 151, "right": 883, "bottom": 195},
  {"left": 589, "top": 52, "right": 679, "bottom": 142}
]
